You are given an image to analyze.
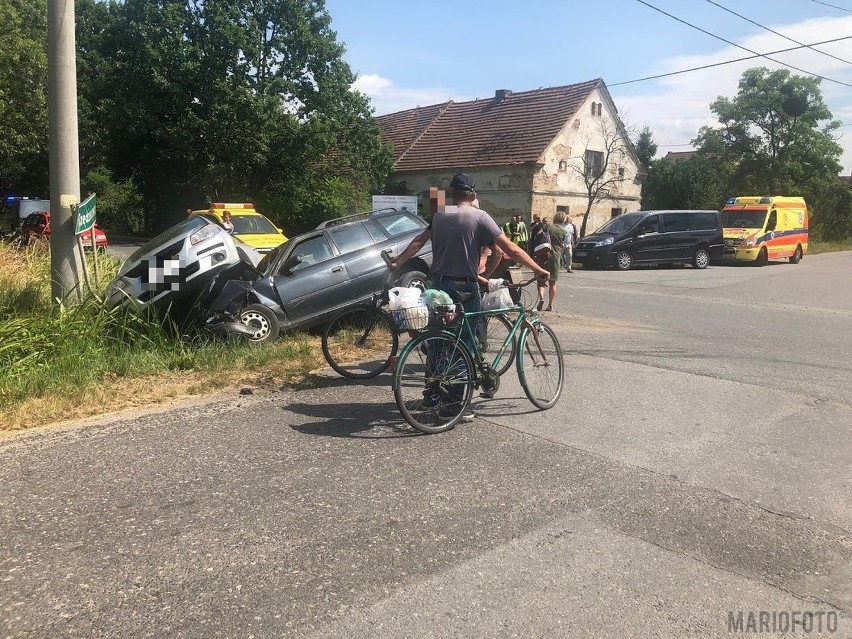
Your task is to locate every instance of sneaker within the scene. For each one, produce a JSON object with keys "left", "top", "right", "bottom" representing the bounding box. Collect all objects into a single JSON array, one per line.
[{"left": 461, "top": 411, "right": 476, "bottom": 422}]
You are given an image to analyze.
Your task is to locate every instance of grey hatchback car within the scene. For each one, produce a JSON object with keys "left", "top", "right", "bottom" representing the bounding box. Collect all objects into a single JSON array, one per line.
[{"left": 249, "top": 208, "right": 432, "bottom": 332}]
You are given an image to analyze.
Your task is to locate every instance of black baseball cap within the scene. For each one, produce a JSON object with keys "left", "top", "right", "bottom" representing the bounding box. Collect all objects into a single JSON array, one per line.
[{"left": 450, "top": 173, "right": 476, "bottom": 192}]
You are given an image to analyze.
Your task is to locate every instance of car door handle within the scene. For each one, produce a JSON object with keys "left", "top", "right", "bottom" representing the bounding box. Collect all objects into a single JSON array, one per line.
[{"left": 331, "top": 266, "right": 344, "bottom": 273}]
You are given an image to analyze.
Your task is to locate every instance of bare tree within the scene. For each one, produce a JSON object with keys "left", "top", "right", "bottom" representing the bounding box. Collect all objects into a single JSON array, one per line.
[{"left": 569, "top": 118, "right": 635, "bottom": 237}]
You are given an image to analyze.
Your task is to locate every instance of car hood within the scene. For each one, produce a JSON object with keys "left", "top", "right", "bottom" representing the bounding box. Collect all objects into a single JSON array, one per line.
[{"left": 579, "top": 233, "right": 615, "bottom": 243}]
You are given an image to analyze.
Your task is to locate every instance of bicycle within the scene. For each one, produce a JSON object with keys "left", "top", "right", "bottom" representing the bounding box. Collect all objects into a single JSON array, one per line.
[
  {"left": 321, "top": 253, "right": 518, "bottom": 380},
  {"left": 391, "top": 278, "right": 565, "bottom": 434}
]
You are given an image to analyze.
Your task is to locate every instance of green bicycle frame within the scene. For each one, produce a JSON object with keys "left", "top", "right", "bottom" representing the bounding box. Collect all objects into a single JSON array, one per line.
[{"left": 390, "top": 302, "right": 536, "bottom": 391}]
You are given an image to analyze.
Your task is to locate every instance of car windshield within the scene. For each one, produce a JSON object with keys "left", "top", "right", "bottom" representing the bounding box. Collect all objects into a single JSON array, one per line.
[
  {"left": 232, "top": 215, "right": 278, "bottom": 235},
  {"left": 594, "top": 214, "right": 644, "bottom": 235},
  {"left": 722, "top": 210, "right": 766, "bottom": 228},
  {"left": 124, "top": 217, "right": 209, "bottom": 266}
]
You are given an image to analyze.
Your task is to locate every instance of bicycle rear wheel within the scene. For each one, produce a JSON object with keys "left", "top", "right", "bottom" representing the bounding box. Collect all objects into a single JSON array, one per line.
[
  {"left": 322, "top": 307, "right": 398, "bottom": 379},
  {"left": 394, "top": 333, "right": 475, "bottom": 433},
  {"left": 517, "top": 321, "right": 564, "bottom": 409},
  {"left": 477, "top": 313, "right": 516, "bottom": 376}
]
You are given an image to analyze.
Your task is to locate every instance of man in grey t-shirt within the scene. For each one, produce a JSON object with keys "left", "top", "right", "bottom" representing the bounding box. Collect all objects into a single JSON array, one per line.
[{"left": 392, "top": 174, "right": 549, "bottom": 422}]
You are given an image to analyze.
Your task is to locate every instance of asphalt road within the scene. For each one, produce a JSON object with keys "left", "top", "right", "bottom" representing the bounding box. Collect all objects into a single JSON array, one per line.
[{"left": 2, "top": 253, "right": 851, "bottom": 638}]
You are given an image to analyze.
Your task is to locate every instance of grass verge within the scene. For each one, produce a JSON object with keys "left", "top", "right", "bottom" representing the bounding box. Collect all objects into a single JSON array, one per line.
[
  {"left": 809, "top": 238, "right": 852, "bottom": 254},
  {"left": 0, "top": 241, "right": 322, "bottom": 433}
]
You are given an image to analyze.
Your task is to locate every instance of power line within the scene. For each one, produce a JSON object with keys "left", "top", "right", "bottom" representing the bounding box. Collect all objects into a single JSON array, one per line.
[
  {"left": 705, "top": 0, "right": 852, "bottom": 66},
  {"left": 810, "top": 0, "right": 852, "bottom": 13},
  {"left": 634, "top": 0, "right": 852, "bottom": 88},
  {"left": 609, "top": 35, "right": 852, "bottom": 86}
]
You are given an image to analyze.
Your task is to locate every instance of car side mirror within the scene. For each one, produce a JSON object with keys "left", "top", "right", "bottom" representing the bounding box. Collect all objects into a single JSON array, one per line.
[{"left": 281, "top": 254, "right": 301, "bottom": 275}]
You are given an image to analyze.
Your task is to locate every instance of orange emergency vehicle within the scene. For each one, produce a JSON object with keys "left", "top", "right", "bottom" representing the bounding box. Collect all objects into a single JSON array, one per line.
[{"left": 721, "top": 196, "right": 808, "bottom": 266}]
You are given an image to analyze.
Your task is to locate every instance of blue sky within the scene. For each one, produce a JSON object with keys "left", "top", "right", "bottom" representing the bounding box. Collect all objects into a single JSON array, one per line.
[{"left": 325, "top": 0, "right": 852, "bottom": 173}]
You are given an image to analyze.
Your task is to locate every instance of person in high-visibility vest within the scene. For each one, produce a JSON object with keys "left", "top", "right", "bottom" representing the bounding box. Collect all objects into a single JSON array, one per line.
[
  {"left": 502, "top": 217, "right": 519, "bottom": 244},
  {"left": 516, "top": 215, "right": 528, "bottom": 246}
]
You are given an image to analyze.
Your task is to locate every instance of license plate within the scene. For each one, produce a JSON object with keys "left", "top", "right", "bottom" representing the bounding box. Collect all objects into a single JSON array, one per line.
[{"left": 575, "top": 251, "right": 587, "bottom": 257}]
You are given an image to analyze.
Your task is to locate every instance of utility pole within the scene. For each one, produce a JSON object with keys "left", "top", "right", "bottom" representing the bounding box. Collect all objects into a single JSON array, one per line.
[{"left": 47, "top": 0, "right": 84, "bottom": 304}]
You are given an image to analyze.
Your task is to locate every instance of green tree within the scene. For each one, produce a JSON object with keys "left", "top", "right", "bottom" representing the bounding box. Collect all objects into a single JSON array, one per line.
[
  {"left": 693, "top": 67, "right": 841, "bottom": 193},
  {"left": 76, "top": 0, "right": 391, "bottom": 234},
  {"left": 642, "top": 153, "right": 732, "bottom": 211},
  {"left": 634, "top": 126, "right": 657, "bottom": 175},
  {"left": 692, "top": 67, "right": 845, "bottom": 238},
  {"left": 0, "top": 0, "right": 49, "bottom": 197}
]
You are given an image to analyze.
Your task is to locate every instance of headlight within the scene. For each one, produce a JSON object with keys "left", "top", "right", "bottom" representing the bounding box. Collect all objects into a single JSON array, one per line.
[
  {"left": 741, "top": 235, "right": 756, "bottom": 247},
  {"left": 596, "top": 236, "right": 614, "bottom": 247},
  {"left": 189, "top": 224, "right": 222, "bottom": 246}
]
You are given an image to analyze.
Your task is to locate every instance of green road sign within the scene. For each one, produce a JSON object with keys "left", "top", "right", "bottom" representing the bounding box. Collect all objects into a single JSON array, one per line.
[{"left": 75, "top": 194, "right": 96, "bottom": 234}]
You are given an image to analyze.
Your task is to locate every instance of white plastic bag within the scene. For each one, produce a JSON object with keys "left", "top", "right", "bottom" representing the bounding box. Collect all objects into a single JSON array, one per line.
[
  {"left": 388, "top": 286, "right": 422, "bottom": 310},
  {"left": 481, "top": 280, "right": 513, "bottom": 311}
]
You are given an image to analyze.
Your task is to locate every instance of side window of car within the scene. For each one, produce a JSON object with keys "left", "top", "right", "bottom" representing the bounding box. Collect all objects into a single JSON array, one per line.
[
  {"left": 288, "top": 235, "right": 334, "bottom": 271},
  {"left": 638, "top": 216, "right": 659, "bottom": 234},
  {"left": 374, "top": 212, "right": 422, "bottom": 237},
  {"left": 362, "top": 219, "right": 387, "bottom": 243},
  {"left": 690, "top": 213, "right": 718, "bottom": 231},
  {"left": 328, "top": 222, "right": 375, "bottom": 254},
  {"left": 765, "top": 211, "right": 777, "bottom": 231},
  {"left": 662, "top": 213, "right": 690, "bottom": 233}
]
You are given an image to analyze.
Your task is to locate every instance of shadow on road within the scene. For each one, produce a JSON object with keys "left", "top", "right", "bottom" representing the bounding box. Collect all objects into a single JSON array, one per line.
[{"left": 284, "top": 398, "right": 420, "bottom": 439}]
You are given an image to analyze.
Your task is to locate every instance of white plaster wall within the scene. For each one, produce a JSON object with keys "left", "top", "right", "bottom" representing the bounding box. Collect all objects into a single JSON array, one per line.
[{"left": 533, "top": 88, "right": 642, "bottom": 235}]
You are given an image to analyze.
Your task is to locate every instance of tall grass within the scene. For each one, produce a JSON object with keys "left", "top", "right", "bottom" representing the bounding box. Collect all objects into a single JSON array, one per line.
[{"left": 0, "top": 242, "right": 316, "bottom": 431}]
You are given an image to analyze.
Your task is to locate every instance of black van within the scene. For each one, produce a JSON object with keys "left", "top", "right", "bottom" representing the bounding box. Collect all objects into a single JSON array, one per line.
[{"left": 573, "top": 210, "right": 724, "bottom": 271}]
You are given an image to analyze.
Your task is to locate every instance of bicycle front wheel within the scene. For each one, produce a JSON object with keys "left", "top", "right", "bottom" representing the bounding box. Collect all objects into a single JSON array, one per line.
[
  {"left": 517, "top": 321, "right": 564, "bottom": 409},
  {"left": 322, "top": 307, "right": 398, "bottom": 379},
  {"left": 394, "top": 333, "right": 475, "bottom": 433}
]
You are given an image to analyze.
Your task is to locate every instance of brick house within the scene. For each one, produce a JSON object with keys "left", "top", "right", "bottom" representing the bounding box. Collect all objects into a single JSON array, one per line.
[{"left": 375, "top": 79, "right": 642, "bottom": 235}]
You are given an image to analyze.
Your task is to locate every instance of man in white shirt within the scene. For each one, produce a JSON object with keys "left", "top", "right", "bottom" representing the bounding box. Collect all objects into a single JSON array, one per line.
[{"left": 561, "top": 217, "right": 578, "bottom": 273}]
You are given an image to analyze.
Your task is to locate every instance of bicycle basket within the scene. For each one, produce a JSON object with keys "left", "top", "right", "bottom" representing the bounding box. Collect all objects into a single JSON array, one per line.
[{"left": 389, "top": 304, "right": 429, "bottom": 331}]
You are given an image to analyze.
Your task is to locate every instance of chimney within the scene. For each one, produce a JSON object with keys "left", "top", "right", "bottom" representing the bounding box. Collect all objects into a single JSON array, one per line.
[{"left": 494, "top": 89, "right": 511, "bottom": 102}]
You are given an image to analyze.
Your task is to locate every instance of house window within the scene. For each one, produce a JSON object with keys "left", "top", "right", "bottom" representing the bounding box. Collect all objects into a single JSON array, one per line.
[
  {"left": 590, "top": 101, "right": 602, "bottom": 116},
  {"left": 618, "top": 167, "right": 625, "bottom": 178},
  {"left": 558, "top": 160, "right": 568, "bottom": 171},
  {"left": 584, "top": 150, "right": 604, "bottom": 179},
  {"left": 556, "top": 206, "right": 569, "bottom": 216},
  {"left": 611, "top": 208, "right": 623, "bottom": 219}
]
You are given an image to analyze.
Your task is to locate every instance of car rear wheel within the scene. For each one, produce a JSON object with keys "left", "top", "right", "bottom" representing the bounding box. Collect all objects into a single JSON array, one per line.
[
  {"left": 692, "top": 248, "right": 710, "bottom": 269},
  {"left": 398, "top": 269, "right": 428, "bottom": 291},
  {"left": 239, "top": 304, "right": 280, "bottom": 343},
  {"left": 615, "top": 251, "right": 633, "bottom": 271},
  {"left": 789, "top": 245, "right": 802, "bottom": 264}
]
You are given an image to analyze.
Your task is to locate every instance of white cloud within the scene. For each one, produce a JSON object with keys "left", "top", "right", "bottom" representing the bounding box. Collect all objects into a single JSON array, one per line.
[
  {"left": 614, "top": 15, "right": 852, "bottom": 173},
  {"left": 352, "top": 73, "right": 473, "bottom": 116}
]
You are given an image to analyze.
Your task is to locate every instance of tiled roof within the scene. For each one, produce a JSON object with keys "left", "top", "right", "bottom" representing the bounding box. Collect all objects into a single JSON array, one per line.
[
  {"left": 663, "top": 151, "right": 697, "bottom": 161},
  {"left": 376, "top": 80, "right": 603, "bottom": 172}
]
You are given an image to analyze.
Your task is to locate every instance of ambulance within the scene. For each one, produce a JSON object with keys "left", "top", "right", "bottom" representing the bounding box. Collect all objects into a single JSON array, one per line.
[
  {"left": 189, "top": 202, "right": 287, "bottom": 253},
  {"left": 721, "top": 196, "right": 809, "bottom": 266}
]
